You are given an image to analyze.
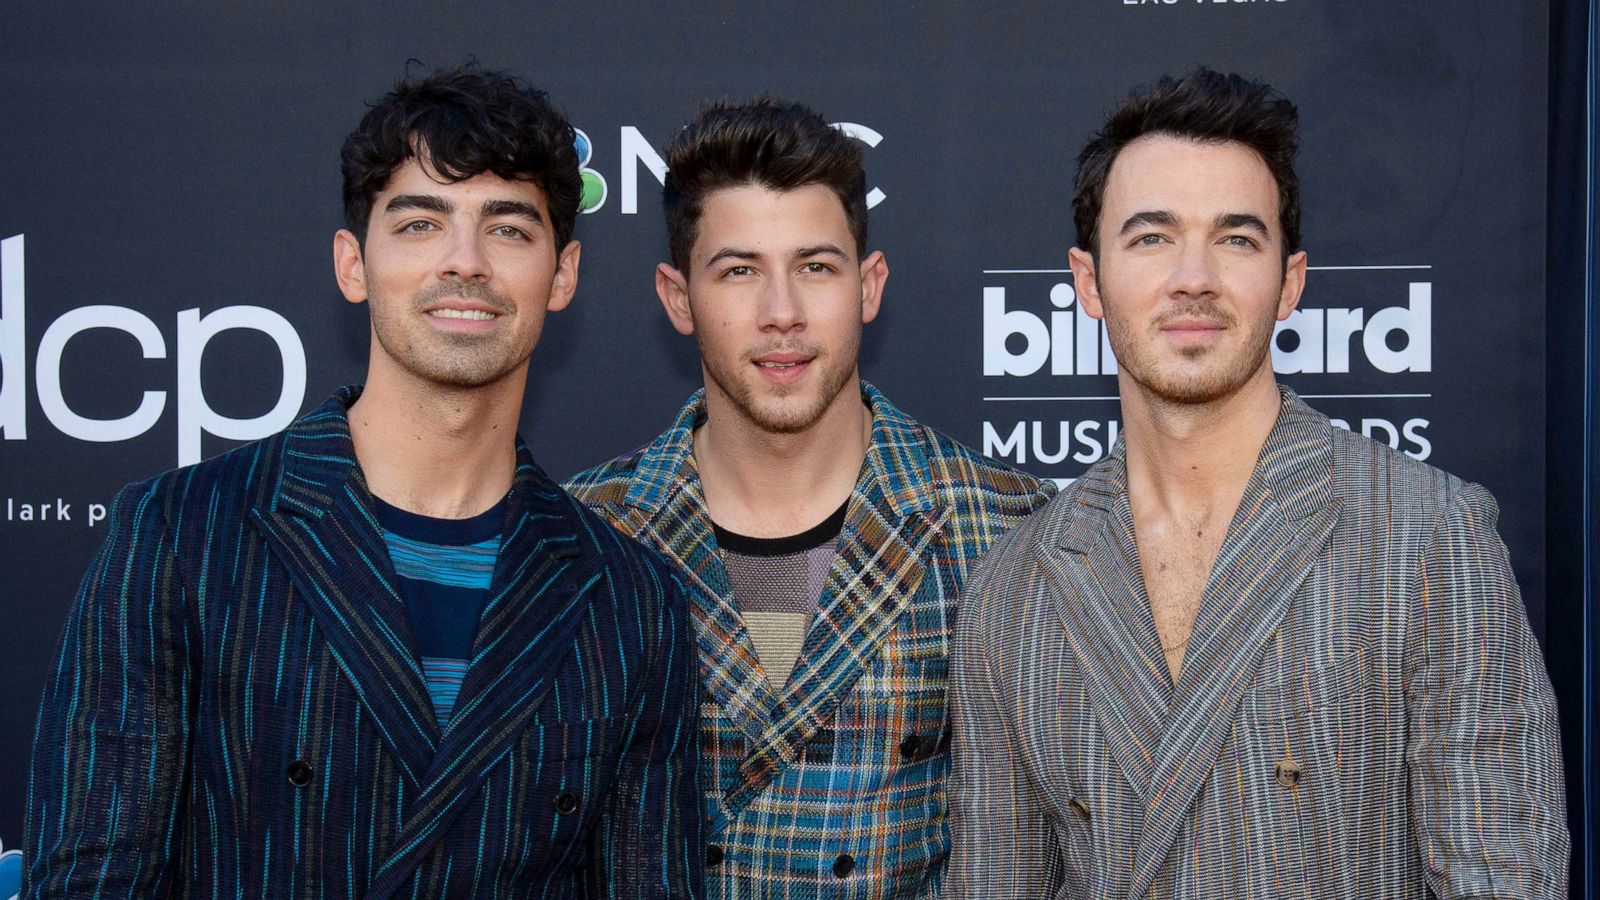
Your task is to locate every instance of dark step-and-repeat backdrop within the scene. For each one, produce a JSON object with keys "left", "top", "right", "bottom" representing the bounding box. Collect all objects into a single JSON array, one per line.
[{"left": 0, "top": 1, "right": 1557, "bottom": 882}]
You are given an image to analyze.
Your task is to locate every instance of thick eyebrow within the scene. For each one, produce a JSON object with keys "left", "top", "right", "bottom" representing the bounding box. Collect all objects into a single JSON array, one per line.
[
  {"left": 703, "top": 247, "right": 762, "bottom": 269},
  {"left": 482, "top": 199, "right": 545, "bottom": 226},
  {"left": 793, "top": 243, "right": 849, "bottom": 260},
  {"left": 702, "top": 243, "right": 850, "bottom": 270},
  {"left": 1117, "top": 210, "right": 1179, "bottom": 235},
  {"left": 1215, "top": 212, "right": 1270, "bottom": 235},
  {"left": 384, "top": 193, "right": 452, "bottom": 216}
]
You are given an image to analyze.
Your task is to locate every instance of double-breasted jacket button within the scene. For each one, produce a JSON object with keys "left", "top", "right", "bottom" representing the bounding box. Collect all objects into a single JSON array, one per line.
[
  {"left": 1069, "top": 796, "right": 1091, "bottom": 820},
  {"left": 706, "top": 844, "right": 724, "bottom": 867},
  {"left": 285, "top": 759, "right": 313, "bottom": 787},
  {"left": 898, "top": 734, "right": 924, "bottom": 760},
  {"left": 553, "top": 790, "right": 580, "bottom": 815},
  {"left": 832, "top": 853, "right": 855, "bottom": 878},
  {"left": 1275, "top": 756, "right": 1304, "bottom": 789}
]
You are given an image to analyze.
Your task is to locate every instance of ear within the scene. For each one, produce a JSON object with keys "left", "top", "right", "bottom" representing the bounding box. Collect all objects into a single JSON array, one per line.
[
  {"left": 656, "top": 262, "right": 695, "bottom": 336},
  {"left": 546, "top": 240, "right": 581, "bottom": 313},
  {"left": 333, "top": 229, "right": 368, "bottom": 304},
  {"left": 858, "top": 250, "right": 887, "bottom": 325},
  {"left": 1067, "top": 246, "right": 1104, "bottom": 320},
  {"left": 1276, "top": 249, "right": 1307, "bottom": 320}
]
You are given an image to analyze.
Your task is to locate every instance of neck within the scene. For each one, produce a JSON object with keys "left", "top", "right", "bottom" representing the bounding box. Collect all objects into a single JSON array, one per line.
[
  {"left": 1119, "top": 366, "right": 1282, "bottom": 521},
  {"left": 694, "top": 376, "right": 872, "bottom": 538},
  {"left": 348, "top": 362, "right": 525, "bottom": 519}
]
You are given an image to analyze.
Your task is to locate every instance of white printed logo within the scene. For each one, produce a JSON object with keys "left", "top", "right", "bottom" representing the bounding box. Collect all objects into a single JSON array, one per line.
[{"left": 0, "top": 234, "right": 308, "bottom": 465}]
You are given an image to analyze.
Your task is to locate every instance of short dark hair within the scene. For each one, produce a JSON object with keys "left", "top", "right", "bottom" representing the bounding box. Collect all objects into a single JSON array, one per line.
[
  {"left": 1073, "top": 68, "right": 1301, "bottom": 260},
  {"left": 341, "top": 62, "right": 582, "bottom": 249},
  {"left": 662, "top": 98, "right": 867, "bottom": 272}
]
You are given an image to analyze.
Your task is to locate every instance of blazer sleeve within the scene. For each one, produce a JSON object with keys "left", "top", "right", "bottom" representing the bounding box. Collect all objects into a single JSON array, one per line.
[
  {"left": 24, "top": 481, "right": 196, "bottom": 898},
  {"left": 1404, "top": 483, "right": 1569, "bottom": 898},
  {"left": 594, "top": 565, "right": 704, "bottom": 899},
  {"left": 947, "top": 533, "right": 1063, "bottom": 898}
]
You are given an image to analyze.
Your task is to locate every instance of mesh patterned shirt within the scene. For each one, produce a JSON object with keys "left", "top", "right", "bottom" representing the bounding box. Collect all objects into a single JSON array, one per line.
[{"left": 712, "top": 500, "right": 847, "bottom": 689}]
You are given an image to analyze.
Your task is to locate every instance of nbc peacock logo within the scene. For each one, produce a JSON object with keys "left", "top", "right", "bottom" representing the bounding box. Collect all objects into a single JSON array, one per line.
[{"left": 575, "top": 129, "right": 608, "bottom": 214}]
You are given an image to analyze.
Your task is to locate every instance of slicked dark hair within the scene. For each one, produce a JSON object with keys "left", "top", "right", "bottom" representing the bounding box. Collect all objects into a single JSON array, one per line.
[
  {"left": 1074, "top": 68, "right": 1301, "bottom": 260},
  {"left": 662, "top": 98, "right": 867, "bottom": 272},
  {"left": 341, "top": 62, "right": 582, "bottom": 249}
]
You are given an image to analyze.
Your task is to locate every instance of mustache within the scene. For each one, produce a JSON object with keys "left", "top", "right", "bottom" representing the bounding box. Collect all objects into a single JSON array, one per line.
[
  {"left": 1153, "top": 301, "right": 1235, "bottom": 329},
  {"left": 745, "top": 341, "right": 826, "bottom": 360},
  {"left": 414, "top": 280, "right": 512, "bottom": 314}
]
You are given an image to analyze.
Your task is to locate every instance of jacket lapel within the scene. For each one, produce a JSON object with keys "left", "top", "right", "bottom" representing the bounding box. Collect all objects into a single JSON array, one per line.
[
  {"left": 615, "top": 385, "right": 945, "bottom": 818},
  {"left": 1126, "top": 391, "right": 1340, "bottom": 898},
  {"left": 725, "top": 386, "right": 945, "bottom": 815},
  {"left": 366, "top": 448, "right": 606, "bottom": 900},
  {"left": 1035, "top": 449, "right": 1169, "bottom": 803},
  {"left": 249, "top": 390, "right": 439, "bottom": 789},
  {"left": 618, "top": 398, "right": 780, "bottom": 759}
]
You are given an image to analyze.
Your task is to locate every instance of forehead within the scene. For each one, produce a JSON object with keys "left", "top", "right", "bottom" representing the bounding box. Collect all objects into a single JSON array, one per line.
[
  {"left": 378, "top": 158, "right": 550, "bottom": 213},
  {"left": 1101, "top": 135, "right": 1279, "bottom": 224},
  {"left": 695, "top": 183, "right": 851, "bottom": 246}
]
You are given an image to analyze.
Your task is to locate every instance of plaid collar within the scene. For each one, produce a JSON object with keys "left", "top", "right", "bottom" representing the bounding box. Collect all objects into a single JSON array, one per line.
[{"left": 621, "top": 380, "right": 938, "bottom": 519}]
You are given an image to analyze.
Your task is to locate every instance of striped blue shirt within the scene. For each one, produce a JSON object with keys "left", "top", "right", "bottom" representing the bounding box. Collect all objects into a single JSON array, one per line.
[{"left": 373, "top": 495, "right": 505, "bottom": 725}]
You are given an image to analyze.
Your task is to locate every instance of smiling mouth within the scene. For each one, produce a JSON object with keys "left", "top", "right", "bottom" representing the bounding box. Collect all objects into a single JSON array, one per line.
[
  {"left": 757, "top": 360, "right": 804, "bottom": 369},
  {"left": 429, "top": 308, "right": 498, "bottom": 321}
]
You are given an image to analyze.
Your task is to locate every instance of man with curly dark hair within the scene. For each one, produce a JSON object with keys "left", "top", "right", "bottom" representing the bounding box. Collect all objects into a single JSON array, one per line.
[{"left": 25, "top": 63, "right": 702, "bottom": 899}]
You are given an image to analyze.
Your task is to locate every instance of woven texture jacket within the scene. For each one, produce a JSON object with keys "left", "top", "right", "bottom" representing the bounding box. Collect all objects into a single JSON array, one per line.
[
  {"left": 566, "top": 383, "right": 1054, "bottom": 898},
  {"left": 948, "top": 389, "right": 1568, "bottom": 899},
  {"left": 26, "top": 387, "right": 703, "bottom": 899}
]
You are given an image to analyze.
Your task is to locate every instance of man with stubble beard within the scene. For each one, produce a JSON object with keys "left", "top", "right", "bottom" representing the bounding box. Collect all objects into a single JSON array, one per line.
[
  {"left": 948, "top": 67, "right": 1567, "bottom": 899},
  {"left": 567, "top": 98, "right": 1053, "bottom": 897}
]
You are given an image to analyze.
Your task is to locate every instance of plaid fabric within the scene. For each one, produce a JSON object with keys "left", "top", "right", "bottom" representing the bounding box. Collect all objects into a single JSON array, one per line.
[
  {"left": 567, "top": 383, "right": 1054, "bottom": 898},
  {"left": 948, "top": 388, "right": 1569, "bottom": 899}
]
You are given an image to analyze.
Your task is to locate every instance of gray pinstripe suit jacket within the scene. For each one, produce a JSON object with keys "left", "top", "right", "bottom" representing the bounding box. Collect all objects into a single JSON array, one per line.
[{"left": 949, "top": 389, "right": 1567, "bottom": 899}]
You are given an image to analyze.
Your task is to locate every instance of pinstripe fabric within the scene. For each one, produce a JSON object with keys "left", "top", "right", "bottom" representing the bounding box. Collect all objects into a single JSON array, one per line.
[
  {"left": 948, "top": 388, "right": 1568, "bottom": 899},
  {"left": 565, "top": 383, "right": 1054, "bottom": 898},
  {"left": 24, "top": 386, "right": 703, "bottom": 899}
]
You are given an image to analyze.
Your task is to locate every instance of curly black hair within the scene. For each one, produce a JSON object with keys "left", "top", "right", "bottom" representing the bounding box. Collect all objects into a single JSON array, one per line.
[{"left": 341, "top": 62, "right": 582, "bottom": 249}]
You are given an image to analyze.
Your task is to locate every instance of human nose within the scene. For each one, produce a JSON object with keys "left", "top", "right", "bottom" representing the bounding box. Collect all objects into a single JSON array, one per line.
[
  {"left": 437, "top": 226, "right": 492, "bottom": 282},
  {"left": 757, "top": 275, "right": 804, "bottom": 331},
  {"left": 1167, "top": 240, "right": 1220, "bottom": 298}
]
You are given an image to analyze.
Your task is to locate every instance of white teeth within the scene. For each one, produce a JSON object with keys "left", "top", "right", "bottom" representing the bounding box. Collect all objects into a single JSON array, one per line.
[
  {"left": 431, "top": 308, "right": 495, "bottom": 320},
  {"left": 758, "top": 361, "right": 800, "bottom": 368}
]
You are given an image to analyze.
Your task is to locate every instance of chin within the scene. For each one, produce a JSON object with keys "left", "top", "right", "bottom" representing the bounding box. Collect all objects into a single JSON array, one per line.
[{"left": 744, "top": 399, "right": 830, "bottom": 434}]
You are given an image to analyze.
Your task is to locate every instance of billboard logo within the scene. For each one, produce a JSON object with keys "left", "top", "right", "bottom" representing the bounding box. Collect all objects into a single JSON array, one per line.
[
  {"left": 1273, "top": 282, "right": 1431, "bottom": 373},
  {"left": 982, "top": 278, "right": 1432, "bottom": 376},
  {"left": 984, "top": 283, "right": 1117, "bottom": 376},
  {"left": 0, "top": 234, "right": 308, "bottom": 466}
]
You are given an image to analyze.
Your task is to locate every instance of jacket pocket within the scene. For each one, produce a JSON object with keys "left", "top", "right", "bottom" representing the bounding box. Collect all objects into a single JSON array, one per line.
[
  {"left": 510, "top": 716, "right": 625, "bottom": 857},
  {"left": 1248, "top": 643, "right": 1375, "bottom": 889}
]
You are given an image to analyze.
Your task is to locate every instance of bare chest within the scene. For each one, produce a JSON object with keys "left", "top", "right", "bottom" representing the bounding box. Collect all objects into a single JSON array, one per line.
[{"left": 1137, "top": 518, "right": 1227, "bottom": 680}]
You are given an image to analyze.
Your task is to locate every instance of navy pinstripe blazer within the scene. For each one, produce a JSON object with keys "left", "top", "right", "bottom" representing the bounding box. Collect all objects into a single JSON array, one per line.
[{"left": 25, "top": 387, "right": 703, "bottom": 899}]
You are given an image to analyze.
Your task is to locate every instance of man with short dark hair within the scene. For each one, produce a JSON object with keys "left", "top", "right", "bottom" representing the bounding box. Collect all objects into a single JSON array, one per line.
[
  {"left": 948, "top": 68, "right": 1568, "bottom": 897},
  {"left": 25, "top": 64, "right": 702, "bottom": 898},
  {"left": 566, "top": 98, "right": 1053, "bottom": 897}
]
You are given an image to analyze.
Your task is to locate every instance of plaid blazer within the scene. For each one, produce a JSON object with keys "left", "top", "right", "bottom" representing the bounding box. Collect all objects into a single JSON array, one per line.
[
  {"left": 948, "top": 388, "right": 1568, "bottom": 899},
  {"left": 566, "top": 383, "right": 1054, "bottom": 898},
  {"left": 26, "top": 388, "right": 703, "bottom": 899}
]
